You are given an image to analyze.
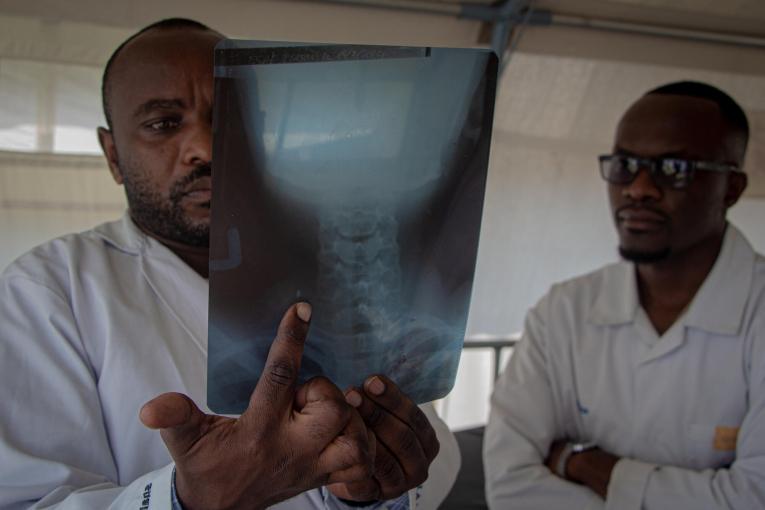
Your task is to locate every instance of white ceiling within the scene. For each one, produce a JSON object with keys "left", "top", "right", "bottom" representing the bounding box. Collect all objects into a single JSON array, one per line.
[
  {"left": 314, "top": 0, "right": 765, "bottom": 37},
  {"left": 0, "top": 0, "right": 762, "bottom": 46},
  {"left": 533, "top": 0, "right": 765, "bottom": 37}
]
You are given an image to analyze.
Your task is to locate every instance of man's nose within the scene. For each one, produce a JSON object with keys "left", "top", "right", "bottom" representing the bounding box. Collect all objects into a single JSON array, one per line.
[
  {"left": 182, "top": 121, "right": 212, "bottom": 166},
  {"left": 622, "top": 167, "right": 662, "bottom": 202}
]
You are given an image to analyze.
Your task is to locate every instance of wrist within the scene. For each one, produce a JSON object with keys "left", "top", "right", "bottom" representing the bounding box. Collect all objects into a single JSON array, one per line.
[
  {"left": 568, "top": 447, "right": 620, "bottom": 499},
  {"left": 565, "top": 447, "right": 589, "bottom": 483},
  {"left": 556, "top": 441, "right": 598, "bottom": 481}
]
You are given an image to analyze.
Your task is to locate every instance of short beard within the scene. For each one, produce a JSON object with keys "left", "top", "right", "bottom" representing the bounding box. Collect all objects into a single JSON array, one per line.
[
  {"left": 618, "top": 246, "right": 671, "bottom": 264},
  {"left": 123, "top": 164, "right": 211, "bottom": 247}
]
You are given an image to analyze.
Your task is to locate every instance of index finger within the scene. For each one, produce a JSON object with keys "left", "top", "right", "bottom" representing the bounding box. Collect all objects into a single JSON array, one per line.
[{"left": 247, "top": 302, "right": 312, "bottom": 416}]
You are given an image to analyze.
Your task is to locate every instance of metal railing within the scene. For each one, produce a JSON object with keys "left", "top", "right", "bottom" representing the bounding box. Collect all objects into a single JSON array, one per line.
[{"left": 463, "top": 334, "right": 519, "bottom": 380}]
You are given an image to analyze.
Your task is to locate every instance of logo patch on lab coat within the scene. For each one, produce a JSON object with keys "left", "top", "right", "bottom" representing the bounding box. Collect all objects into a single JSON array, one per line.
[{"left": 713, "top": 426, "right": 738, "bottom": 451}]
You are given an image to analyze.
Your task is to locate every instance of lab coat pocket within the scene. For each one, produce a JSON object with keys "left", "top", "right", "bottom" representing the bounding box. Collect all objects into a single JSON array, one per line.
[{"left": 688, "top": 423, "right": 737, "bottom": 469}]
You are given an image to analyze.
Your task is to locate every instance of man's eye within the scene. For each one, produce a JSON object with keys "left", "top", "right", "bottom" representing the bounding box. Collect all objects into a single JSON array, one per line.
[{"left": 145, "top": 118, "right": 180, "bottom": 132}]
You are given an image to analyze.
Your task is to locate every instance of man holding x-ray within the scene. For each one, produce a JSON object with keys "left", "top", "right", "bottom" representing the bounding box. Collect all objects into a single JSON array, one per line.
[{"left": 0, "top": 18, "right": 459, "bottom": 510}]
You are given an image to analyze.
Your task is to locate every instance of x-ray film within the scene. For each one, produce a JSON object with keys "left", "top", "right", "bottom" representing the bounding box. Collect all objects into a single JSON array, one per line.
[{"left": 208, "top": 40, "right": 498, "bottom": 414}]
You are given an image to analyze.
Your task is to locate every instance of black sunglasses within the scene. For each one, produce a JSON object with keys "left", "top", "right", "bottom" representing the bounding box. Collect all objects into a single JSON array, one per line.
[{"left": 599, "top": 154, "right": 739, "bottom": 190}]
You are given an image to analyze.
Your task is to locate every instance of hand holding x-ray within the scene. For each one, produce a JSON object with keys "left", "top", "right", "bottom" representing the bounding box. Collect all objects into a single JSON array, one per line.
[
  {"left": 331, "top": 374, "right": 440, "bottom": 502},
  {"left": 140, "top": 304, "right": 374, "bottom": 510}
]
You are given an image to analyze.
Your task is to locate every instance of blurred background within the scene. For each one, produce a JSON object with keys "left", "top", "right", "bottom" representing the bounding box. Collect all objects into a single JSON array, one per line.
[{"left": 0, "top": 0, "right": 763, "bottom": 430}]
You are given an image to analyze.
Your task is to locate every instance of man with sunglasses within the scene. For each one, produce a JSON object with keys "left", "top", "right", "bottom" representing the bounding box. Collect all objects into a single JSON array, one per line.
[{"left": 485, "top": 81, "right": 764, "bottom": 509}]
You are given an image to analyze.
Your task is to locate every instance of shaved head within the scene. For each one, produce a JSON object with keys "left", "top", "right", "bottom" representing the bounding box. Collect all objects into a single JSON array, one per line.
[
  {"left": 641, "top": 81, "right": 749, "bottom": 166},
  {"left": 101, "top": 18, "right": 221, "bottom": 130}
]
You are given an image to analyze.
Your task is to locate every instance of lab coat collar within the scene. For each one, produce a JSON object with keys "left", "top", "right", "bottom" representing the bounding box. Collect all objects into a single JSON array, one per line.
[
  {"left": 95, "top": 212, "right": 209, "bottom": 355},
  {"left": 588, "top": 224, "right": 756, "bottom": 336},
  {"left": 683, "top": 224, "right": 755, "bottom": 335},
  {"left": 93, "top": 212, "right": 146, "bottom": 255},
  {"left": 587, "top": 261, "right": 638, "bottom": 326}
]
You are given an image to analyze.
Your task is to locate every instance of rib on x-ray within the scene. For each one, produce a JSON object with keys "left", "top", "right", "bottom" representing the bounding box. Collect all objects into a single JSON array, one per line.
[{"left": 208, "top": 40, "right": 498, "bottom": 414}]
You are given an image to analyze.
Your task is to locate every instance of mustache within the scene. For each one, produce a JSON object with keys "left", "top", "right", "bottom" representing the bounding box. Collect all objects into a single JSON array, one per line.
[
  {"left": 614, "top": 203, "right": 670, "bottom": 221},
  {"left": 170, "top": 164, "right": 212, "bottom": 202}
]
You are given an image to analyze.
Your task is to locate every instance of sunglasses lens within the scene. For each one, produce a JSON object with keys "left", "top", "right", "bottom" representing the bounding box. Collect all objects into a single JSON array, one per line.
[
  {"left": 658, "top": 159, "right": 692, "bottom": 189},
  {"left": 600, "top": 156, "right": 697, "bottom": 189},
  {"left": 601, "top": 156, "right": 634, "bottom": 184}
]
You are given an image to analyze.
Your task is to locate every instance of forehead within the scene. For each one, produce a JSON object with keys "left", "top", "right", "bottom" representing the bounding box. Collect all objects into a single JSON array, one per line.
[
  {"left": 108, "top": 29, "right": 220, "bottom": 120},
  {"left": 615, "top": 94, "right": 729, "bottom": 160}
]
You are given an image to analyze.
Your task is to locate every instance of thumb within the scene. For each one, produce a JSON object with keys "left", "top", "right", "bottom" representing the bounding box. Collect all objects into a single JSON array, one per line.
[{"left": 140, "top": 392, "right": 207, "bottom": 457}]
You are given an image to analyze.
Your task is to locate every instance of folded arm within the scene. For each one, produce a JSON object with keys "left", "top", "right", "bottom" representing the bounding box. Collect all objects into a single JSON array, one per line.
[{"left": 483, "top": 298, "right": 604, "bottom": 510}]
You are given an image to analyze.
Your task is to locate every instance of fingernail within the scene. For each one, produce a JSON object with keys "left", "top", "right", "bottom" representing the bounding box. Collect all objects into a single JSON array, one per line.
[
  {"left": 296, "top": 302, "right": 312, "bottom": 323},
  {"left": 345, "top": 390, "right": 362, "bottom": 407},
  {"left": 366, "top": 376, "right": 385, "bottom": 396}
]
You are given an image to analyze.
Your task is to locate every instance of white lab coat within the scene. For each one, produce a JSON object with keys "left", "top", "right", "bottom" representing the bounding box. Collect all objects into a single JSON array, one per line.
[
  {"left": 484, "top": 224, "right": 765, "bottom": 509},
  {"left": 0, "top": 214, "right": 459, "bottom": 510}
]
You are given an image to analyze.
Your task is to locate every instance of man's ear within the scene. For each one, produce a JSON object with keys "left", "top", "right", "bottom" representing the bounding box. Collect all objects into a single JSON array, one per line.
[
  {"left": 724, "top": 171, "right": 748, "bottom": 209},
  {"left": 97, "top": 126, "right": 123, "bottom": 185}
]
